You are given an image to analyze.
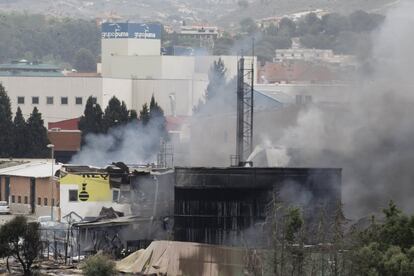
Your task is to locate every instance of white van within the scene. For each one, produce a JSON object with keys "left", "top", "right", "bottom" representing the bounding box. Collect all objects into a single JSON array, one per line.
[{"left": 0, "top": 201, "right": 10, "bottom": 214}]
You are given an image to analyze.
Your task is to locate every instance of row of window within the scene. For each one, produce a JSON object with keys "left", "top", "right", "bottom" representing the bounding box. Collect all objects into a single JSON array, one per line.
[
  {"left": 10, "top": 195, "right": 54, "bottom": 206},
  {"left": 17, "top": 96, "right": 97, "bottom": 105}
]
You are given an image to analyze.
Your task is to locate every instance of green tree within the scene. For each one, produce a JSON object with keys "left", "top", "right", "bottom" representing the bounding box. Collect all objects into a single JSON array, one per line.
[
  {"left": 352, "top": 201, "right": 414, "bottom": 275},
  {"left": 13, "top": 107, "right": 28, "bottom": 158},
  {"left": 149, "top": 94, "right": 168, "bottom": 140},
  {"left": 278, "top": 17, "right": 296, "bottom": 38},
  {"left": 213, "top": 34, "right": 234, "bottom": 55},
  {"left": 206, "top": 58, "right": 227, "bottom": 101},
  {"left": 74, "top": 48, "right": 96, "bottom": 72},
  {"left": 0, "top": 14, "right": 100, "bottom": 67},
  {"left": 0, "top": 83, "right": 14, "bottom": 157},
  {"left": 26, "top": 107, "right": 49, "bottom": 158},
  {"left": 297, "top": 13, "right": 323, "bottom": 36},
  {"left": 0, "top": 216, "right": 41, "bottom": 276},
  {"left": 128, "top": 109, "right": 138, "bottom": 122},
  {"left": 79, "top": 96, "right": 104, "bottom": 144},
  {"left": 102, "top": 96, "right": 129, "bottom": 132},
  {"left": 139, "top": 103, "right": 150, "bottom": 126},
  {"left": 321, "top": 13, "right": 350, "bottom": 36}
]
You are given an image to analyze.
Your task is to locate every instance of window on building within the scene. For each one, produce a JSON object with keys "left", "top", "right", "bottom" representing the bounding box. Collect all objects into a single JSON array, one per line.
[
  {"left": 112, "top": 189, "right": 120, "bottom": 202},
  {"left": 46, "top": 96, "right": 54, "bottom": 105},
  {"left": 11, "top": 195, "right": 15, "bottom": 203},
  {"left": 296, "top": 95, "right": 304, "bottom": 105},
  {"left": 38, "top": 197, "right": 41, "bottom": 205},
  {"left": 61, "top": 97, "right": 68, "bottom": 105},
  {"left": 69, "top": 190, "right": 78, "bottom": 202},
  {"left": 32, "top": 96, "right": 39, "bottom": 104},
  {"left": 24, "top": 196, "right": 28, "bottom": 204},
  {"left": 75, "top": 97, "right": 83, "bottom": 105},
  {"left": 17, "top": 96, "right": 25, "bottom": 104},
  {"left": 44, "top": 198, "right": 48, "bottom": 206},
  {"left": 18, "top": 196, "right": 21, "bottom": 203}
]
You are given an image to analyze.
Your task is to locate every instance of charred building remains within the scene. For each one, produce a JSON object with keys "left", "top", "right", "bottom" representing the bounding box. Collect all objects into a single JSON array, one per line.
[
  {"left": 173, "top": 167, "right": 341, "bottom": 246},
  {"left": 69, "top": 164, "right": 341, "bottom": 255}
]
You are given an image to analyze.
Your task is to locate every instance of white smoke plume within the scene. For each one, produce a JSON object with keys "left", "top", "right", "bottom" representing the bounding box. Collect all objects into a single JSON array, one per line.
[
  {"left": 274, "top": 1, "right": 414, "bottom": 218},
  {"left": 71, "top": 118, "right": 165, "bottom": 167}
]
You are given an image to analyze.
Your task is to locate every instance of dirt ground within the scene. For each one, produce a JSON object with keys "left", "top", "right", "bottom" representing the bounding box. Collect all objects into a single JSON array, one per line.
[{"left": 0, "top": 258, "right": 83, "bottom": 276}]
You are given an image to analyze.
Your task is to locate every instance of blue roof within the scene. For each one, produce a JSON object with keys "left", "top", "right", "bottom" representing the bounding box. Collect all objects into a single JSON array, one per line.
[{"left": 253, "top": 89, "right": 285, "bottom": 111}]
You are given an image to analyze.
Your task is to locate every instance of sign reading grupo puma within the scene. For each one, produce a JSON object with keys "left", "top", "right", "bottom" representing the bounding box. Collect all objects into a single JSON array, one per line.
[{"left": 101, "top": 22, "right": 162, "bottom": 39}]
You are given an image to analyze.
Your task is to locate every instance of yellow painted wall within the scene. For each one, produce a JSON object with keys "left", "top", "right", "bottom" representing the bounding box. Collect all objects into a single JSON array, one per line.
[{"left": 60, "top": 173, "right": 111, "bottom": 202}]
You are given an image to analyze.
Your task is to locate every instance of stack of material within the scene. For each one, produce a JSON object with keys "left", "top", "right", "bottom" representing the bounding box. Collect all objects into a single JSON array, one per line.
[{"left": 116, "top": 240, "right": 247, "bottom": 276}]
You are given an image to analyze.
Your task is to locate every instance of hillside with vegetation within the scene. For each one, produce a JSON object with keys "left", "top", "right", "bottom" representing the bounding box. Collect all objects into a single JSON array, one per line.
[
  {"left": 0, "top": 13, "right": 100, "bottom": 69},
  {"left": 0, "top": 0, "right": 398, "bottom": 27}
]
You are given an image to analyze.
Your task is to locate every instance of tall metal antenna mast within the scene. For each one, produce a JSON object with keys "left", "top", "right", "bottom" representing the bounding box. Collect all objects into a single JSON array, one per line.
[{"left": 235, "top": 39, "right": 255, "bottom": 166}]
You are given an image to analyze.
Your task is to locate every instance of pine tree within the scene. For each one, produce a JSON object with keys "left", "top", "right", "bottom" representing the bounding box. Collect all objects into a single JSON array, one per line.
[
  {"left": 0, "top": 84, "right": 14, "bottom": 157},
  {"left": 26, "top": 107, "right": 49, "bottom": 158},
  {"left": 206, "top": 58, "right": 227, "bottom": 101},
  {"left": 149, "top": 94, "right": 168, "bottom": 140},
  {"left": 139, "top": 103, "right": 150, "bottom": 126},
  {"left": 79, "top": 96, "right": 103, "bottom": 145},
  {"left": 13, "top": 107, "right": 28, "bottom": 158},
  {"left": 128, "top": 110, "right": 138, "bottom": 122},
  {"left": 102, "top": 96, "right": 129, "bottom": 132}
]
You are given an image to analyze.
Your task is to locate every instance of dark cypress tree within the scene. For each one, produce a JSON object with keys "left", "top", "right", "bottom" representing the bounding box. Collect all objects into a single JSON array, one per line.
[
  {"left": 78, "top": 96, "right": 103, "bottom": 144},
  {"left": 139, "top": 103, "right": 150, "bottom": 126},
  {"left": 205, "top": 58, "right": 227, "bottom": 101},
  {"left": 26, "top": 107, "right": 49, "bottom": 158},
  {"left": 0, "top": 84, "right": 14, "bottom": 157},
  {"left": 13, "top": 107, "right": 28, "bottom": 158},
  {"left": 149, "top": 94, "right": 168, "bottom": 140},
  {"left": 128, "top": 109, "right": 138, "bottom": 122},
  {"left": 102, "top": 96, "right": 129, "bottom": 132}
]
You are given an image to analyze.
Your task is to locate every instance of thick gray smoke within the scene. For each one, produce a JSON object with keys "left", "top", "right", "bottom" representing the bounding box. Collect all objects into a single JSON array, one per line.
[
  {"left": 275, "top": 1, "right": 414, "bottom": 218},
  {"left": 71, "top": 118, "right": 165, "bottom": 167}
]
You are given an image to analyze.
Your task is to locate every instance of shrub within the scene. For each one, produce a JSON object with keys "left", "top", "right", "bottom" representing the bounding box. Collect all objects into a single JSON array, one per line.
[{"left": 82, "top": 254, "right": 116, "bottom": 276}]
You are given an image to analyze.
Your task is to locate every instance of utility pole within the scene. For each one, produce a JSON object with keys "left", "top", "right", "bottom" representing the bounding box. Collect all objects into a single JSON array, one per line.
[{"left": 47, "top": 144, "right": 55, "bottom": 221}]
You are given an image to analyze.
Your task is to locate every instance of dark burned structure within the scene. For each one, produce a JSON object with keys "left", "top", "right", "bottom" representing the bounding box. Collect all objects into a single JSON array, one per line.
[
  {"left": 173, "top": 167, "right": 341, "bottom": 246},
  {"left": 72, "top": 164, "right": 341, "bottom": 255}
]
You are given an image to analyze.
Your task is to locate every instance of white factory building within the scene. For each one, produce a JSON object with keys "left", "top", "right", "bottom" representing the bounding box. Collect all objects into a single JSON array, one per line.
[{"left": 0, "top": 22, "right": 253, "bottom": 125}]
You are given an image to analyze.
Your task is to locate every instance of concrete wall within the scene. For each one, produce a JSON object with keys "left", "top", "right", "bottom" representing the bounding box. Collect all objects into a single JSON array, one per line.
[
  {"left": 4, "top": 176, "right": 59, "bottom": 218},
  {"left": 101, "top": 39, "right": 161, "bottom": 76},
  {"left": 0, "top": 76, "right": 103, "bottom": 125},
  {"left": 255, "top": 83, "right": 352, "bottom": 105},
  {"left": 131, "top": 79, "right": 208, "bottom": 116},
  {"left": 103, "top": 56, "right": 163, "bottom": 79},
  {"left": 102, "top": 78, "right": 132, "bottom": 107}
]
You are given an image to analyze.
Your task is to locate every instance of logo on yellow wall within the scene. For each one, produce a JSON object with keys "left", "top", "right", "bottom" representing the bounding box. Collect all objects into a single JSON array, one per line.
[
  {"left": 60, "top": 173, "right": 112, "bottom": 202},
  {"left": 79, "top": 183, "right": 90, "bottom": 201}
]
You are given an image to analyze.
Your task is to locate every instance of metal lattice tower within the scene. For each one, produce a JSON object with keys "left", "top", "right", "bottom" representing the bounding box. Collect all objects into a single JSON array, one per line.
[{"left": 236, "top": 56, "right": 254, "bottom": 165}]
